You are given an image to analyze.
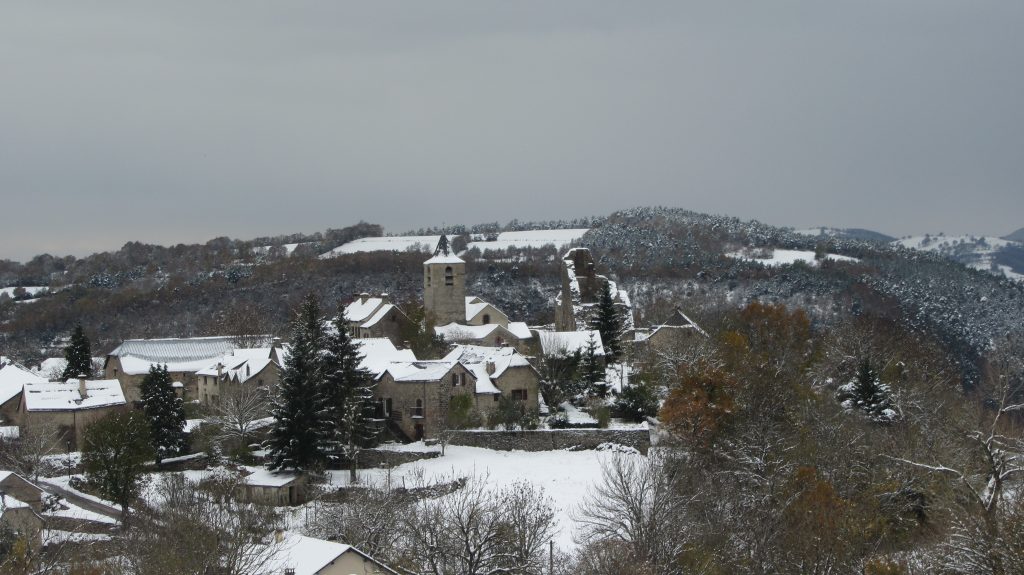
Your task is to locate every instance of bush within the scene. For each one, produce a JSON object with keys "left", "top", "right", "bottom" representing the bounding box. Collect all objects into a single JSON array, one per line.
[
  {"left": 616, "top": 383, "right": 660, "bottom": 423},
  {"left": 592, "top": 406, "right": 611, "bottom": 429},
  {"left": 489, "top": 398, "right": 539, "bottom": 431},
  {"left": 548, "top": 412, "right": 571, "bottom": 429}
]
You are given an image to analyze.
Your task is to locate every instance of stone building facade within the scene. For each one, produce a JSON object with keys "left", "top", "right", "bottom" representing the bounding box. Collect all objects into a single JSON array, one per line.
[{"left": 423, "top": 235, "right": 467, "bottom": 326}]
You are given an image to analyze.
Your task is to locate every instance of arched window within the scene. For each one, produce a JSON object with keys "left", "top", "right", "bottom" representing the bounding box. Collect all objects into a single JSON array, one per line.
[
  {"left": 482, "top": 314, "right": 490, "bottom": 324},
  {"left": 444, "top": 266, "right": 454, "bottom": 286}
]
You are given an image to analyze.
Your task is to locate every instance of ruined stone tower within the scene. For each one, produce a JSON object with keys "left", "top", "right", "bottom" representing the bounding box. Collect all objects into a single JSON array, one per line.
[{"left": 423, "top": 235, "right": 466, "bottom": 325}]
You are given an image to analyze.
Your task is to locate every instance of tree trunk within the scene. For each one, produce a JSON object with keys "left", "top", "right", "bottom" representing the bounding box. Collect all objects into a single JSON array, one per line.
[{"left": 349, "top": 445, "right": 358, "bottom": 484}]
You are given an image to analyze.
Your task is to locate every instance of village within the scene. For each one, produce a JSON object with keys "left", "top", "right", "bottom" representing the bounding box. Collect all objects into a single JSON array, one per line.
[{"left": 0, "top": 236, "right": 705, "bottom": 574}]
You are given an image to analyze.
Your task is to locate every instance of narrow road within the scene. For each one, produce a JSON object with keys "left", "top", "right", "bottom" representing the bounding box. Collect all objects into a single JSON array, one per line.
[{"left": 38, "top": 478, "right": 122, "bottom": 523}]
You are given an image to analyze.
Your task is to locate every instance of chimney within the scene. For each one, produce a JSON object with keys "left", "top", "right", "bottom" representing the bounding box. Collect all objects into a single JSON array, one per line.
[
  {"left": 380, "top": 292, "right": 390, "bottom": 304},
  {"left": 485, "top": 361, "right": 496, "bottom": 376},
  {"left": 216, "top": 363, "right": 223, "bottom": 381},
  {"left": 271, "top": 337, "right": 281, "bottom": 349},
  {"left": 359, "top": 292, "right": 369, "bottom": 304},
  {"left": 274, "top": 529, "right": 285, "bottom": 544},
  {"left": 78, "top": 378, "right": 88, "bottom": 400}
]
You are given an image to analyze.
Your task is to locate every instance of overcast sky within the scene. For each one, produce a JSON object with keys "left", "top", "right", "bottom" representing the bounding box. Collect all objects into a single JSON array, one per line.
[{"left": 1, "top": 1, "right": 1022, "bottom": 261}]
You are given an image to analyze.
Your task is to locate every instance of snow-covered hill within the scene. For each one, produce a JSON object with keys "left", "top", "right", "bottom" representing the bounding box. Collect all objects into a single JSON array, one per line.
[{"left": 893, "top": 234, "right": 1024, "bottom": 282}]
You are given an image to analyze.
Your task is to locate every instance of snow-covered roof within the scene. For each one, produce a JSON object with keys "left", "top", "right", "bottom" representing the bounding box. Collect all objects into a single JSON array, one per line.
[
  {"left": 260, "top": 533, "right": 397, "bottom": 575},
  {"left": 32, "top": 357, "right": 104, "bottom": 379},
  {"left": 23, "top": 379, "right": 126, "bottom": 411},
  {"left": 434, "top": 322, "right": 532, "bottom": 342},
  {"left": 424, "top": 253, "right": 464, "bottom": 265},
  {"left": 361, "top": 303, "right": 401, "bottom": 328},
  {"left": 0, "top": 363, "right": 47, "bottom": 406},
  {"left": 110, "top": 336, "right": 243, "bottom": 375},
  {"left": 466, "top": 364, "right": 501, "bottom": 395},
  {"left": 355, "top": 339, "right": 417, "bottom": 376},
  {"left": 243, "top": 467, "right": 303, "bottom": 487},
  {"left": 538, "top": 331, "right": 605, "bottom": 357},
  {"left": 343, "top": 295, "right": 386, "bottom": 323},
  {"left": 0, "top": 493, "right": 30, "bottom": 511},
  {"left": 380, "top": 360, "right": 458, "bottom": 383},
  {"left": 196, "top": 348, "right": 277, "bottom": 384},
  {"left": 444, "top": 345, "right": 534, "bottom": 380},
  {"left": 465, "top": 297, "right": 490, "bottom": 322}
]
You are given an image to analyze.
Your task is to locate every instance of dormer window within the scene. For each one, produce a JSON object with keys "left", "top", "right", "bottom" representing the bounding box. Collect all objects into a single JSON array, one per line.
[{"left": 444, "top": 266, "right": 454, "bottom": 286}]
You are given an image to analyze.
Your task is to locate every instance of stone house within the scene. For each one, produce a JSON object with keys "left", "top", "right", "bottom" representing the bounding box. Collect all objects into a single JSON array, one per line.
[
  {"left": 0, "top": 494, "right": 43, "bottom": 552},
  {"left": 195, "top": 348, "right": 281, "bottom": 407},
  {"left": 262, "top": 533, "right": 399, "bottom": 575},
  {"left": 633, "top": 309, "right": 708, "bottom": 368},
  {"left": 17, "top": 379, "right": 127, "bottom": 450},
  {"left": 0, "top": 472, "right": 45, "bottom": 512},
  {"left": 105, "top": 336, "right": 240, "bottom": 404},
  {"left": 342, "top": 293, "right": 415, "bottom": 346},
  {"left": 375, "top": 345, "right": 540, "bottom": 440},
  {"left": 434, "top": 322, "right": 533, "bottom": 353},
  {"left": 0, "top": 362, "right": 47, "bottom": 426}
]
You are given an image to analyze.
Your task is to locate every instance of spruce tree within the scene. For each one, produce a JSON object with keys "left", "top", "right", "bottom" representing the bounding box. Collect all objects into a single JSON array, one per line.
[
  {"left": 580, "top": 333, "right": 608, "bottom": 398},
  {"left": 322, "top": 315, "right": 377, "bottom": 483},
  {"left": 140, "top": 364, "right": 187, "bottom": 465},
  {"left": 62, "top": 324, "right": 93, "bottom": 380},
  {"left": 838, "top": 359, "right": 896, "bottom": 423},
  {"left": 266, "top": 294, "right": 329, "bottom": 471},
  {"left": 590, "top": 281, "right": 623, "bottom": 363}
]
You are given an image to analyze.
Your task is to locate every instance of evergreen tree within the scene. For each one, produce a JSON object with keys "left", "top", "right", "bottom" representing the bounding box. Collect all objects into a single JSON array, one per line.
[
  {"left": 266, "top": 294, "right": 329, "bottom": 471},
  {"left": 82, "top": 412, "right": 153, "bottom": 529},
  {"left": 580, "top": 333, "right": 608, "bottom": 398},
  {"left": 140, "top": 364, "right": 187, "bottom": 465},
  {"left": 838, "top": 359, "right": 897, "bottom": 423},
  {"left": 322, "top": 315, "right": 377, "bottom": 483},
  {"left": 62, "top": 324, "right": 93, "bottom": 380},
  {"left": 590, "top": 281, "right": 624, "bottom": 363}
]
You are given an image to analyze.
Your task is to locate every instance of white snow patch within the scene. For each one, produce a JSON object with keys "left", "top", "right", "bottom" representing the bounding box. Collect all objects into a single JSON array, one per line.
[{"left": 726, "top": 248, "right": 859, "bottom": 267}]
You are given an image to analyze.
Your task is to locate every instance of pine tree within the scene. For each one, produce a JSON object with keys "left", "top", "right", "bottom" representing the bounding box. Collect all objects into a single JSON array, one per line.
[
  {"left": 322, "top": 315, "right": 377, "bottom": 482},
  {"left": 139, "top": 364, "right": 187, "bottom": 466},
  {"left": 580, "top": 333, "right": 608, "bottom": 398},
  {"left": 62, "top": 324, "right": 93, "bottom": 380},
  {"left": 266, "top": 294, "right": 329, "bottom": 471},
  {"left": 590, "top": 281, "right": 623, "bottom": 363}
]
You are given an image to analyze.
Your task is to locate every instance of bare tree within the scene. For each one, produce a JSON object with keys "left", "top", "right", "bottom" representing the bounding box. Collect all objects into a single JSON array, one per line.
[
  {"left": 574, "top": 453, "right": 687, "bottom": 575},
  {"left": 212, "top": 384, "right": 270, "bottom": 449},
  {"left": 0, "top": 421, "right": 63, "bottom": 482},
  {"left": 117, "top": 472, "right": 283, "bottom": 575},
  {"left": 402, "top": 475, "right": 557, "bottom": 575},
  {"left": 308, "top": 480, "right": 411, "bottom": 562}
]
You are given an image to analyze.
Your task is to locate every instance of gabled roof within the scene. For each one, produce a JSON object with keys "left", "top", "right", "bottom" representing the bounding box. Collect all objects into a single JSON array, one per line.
[
  {"left": 261, "top": 533, "right": 398, "bottom": 575},
  {"left": 355, "top": 339, "right": 417, "bottom": 376},
  {"left": 538, "top": 330, "right": 605, "bottom": 357},
  {"left": 444, "top": 345, "right": 534, "bottom": 380},
  {"left": 109, "top": 336, "right": 243, "bottom": 375},
  {"left": 641, "top": 309, "right": 708, "bottom": 339},
  {"left": 379, "top": 360, "right": 459, "bottom": 383},
  {"left": 196, "top": 349, "right": 277, "bottom": 384},
  {"left": 361, "top": 303, "right": 404, "bottom": 329},
  {"left": 23, "top": 379, "right": 126, "bottom": 411},
  {"left": 0, "top": 363, "right": 47, "bottom": 406},
  {"left": 343, "top": 295, "right": 386, "bottom": 324},
  {"left": 434, "top": 322, "right": 532, "bottom": 342}
]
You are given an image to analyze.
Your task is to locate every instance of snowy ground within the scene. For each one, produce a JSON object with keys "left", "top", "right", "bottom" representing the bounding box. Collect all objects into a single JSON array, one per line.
[
  {"left": 464, "top": 229, "right": 589, "bottom": 254},
  {"left": 324, "top": 444, "right": 642, "bottom": 551},
  {"left": 320, "top": 235, "right": 440, "bottom": 258},
  {"left": 727, "top": 248, "right": 859, "bottom": 267}
]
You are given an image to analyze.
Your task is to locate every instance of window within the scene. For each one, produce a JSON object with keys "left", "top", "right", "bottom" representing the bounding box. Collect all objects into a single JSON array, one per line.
[
  {"left": 452, "top": 373, "right": 463, "bottom": 386},
  {"left": 113, "top": 368, "right": 118, "bottom": 377},
  {"left": 512, "top": 389, "right": 528, "bottom": 401},
  {"left": 426, "top": 271, "right": 431, "bottom": 287},
  {"left": 482, "top": 314, "right": 490, "bottom": 324},
  {"left": 444, "top": 266, "right": 454, "bottom": 286},
  {"left": 493, "top": 395, "right": 500, "bottom": 402},
  {"left": 412, "top": 399, "right": 424, "bottom": 417}
]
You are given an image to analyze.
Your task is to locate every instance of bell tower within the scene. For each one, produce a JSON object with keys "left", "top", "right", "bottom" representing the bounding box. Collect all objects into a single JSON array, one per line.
[{"left": 423, "top": 235, "right": 466, "bottom": 325}]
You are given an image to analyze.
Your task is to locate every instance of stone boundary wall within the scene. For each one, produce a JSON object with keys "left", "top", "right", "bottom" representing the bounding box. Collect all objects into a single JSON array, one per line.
[
  {"left": 448, "top": 428, "right": 650, "bottom": 454},
  {"left": 361, "top": 448, "right": 441, "bottom": 469}
]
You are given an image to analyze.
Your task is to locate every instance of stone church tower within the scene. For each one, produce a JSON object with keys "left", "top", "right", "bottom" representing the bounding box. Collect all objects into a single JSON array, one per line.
[{"left": 423, "top": 235, "right": 466, "bottom": 325}]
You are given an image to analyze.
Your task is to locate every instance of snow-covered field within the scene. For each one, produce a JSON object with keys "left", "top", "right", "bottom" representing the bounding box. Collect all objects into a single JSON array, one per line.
[
  {"left": 327, "top": 444, "right": 640, "bottom": 551},
  {"left": 320, "top": 235, "right": 441, "bottom": 258},
  {"left": 465, "top": 229, "right": 588, "bottom": 253},
  {"left": 0, "top": 286, "right": 47, "bottom": 299},
  {"left": 895, "top": 235, "right": 1023, "bottom": 281},
  {"left": 727, "top": 248, "right": 859, "bottom": 267}
]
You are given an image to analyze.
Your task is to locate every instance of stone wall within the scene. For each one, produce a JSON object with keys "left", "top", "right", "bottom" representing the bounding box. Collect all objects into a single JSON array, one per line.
[
  {"left": 448, "top": 428, "right": 650, "bottom": 454},
  {"left": 360, "top": 448, "right": 441, "bottom": 469}
]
